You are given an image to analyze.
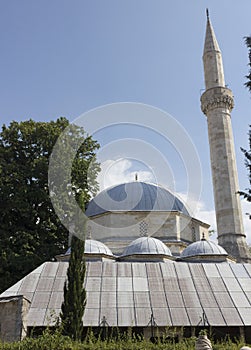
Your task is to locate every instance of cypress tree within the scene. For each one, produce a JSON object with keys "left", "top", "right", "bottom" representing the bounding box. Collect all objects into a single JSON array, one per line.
[{"left": 60, "top": 219, "right": 87, "bottom": 340}]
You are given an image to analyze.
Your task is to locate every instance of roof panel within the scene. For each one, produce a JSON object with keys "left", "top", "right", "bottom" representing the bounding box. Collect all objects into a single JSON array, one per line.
[
  {"left": 189, "top": 264, "right": 206, "bottom": 278},
  {"left": 133, "top": 277, "right": 149, "bottom": 292},
  {"left": 150, "top": 291, "right": 167, "bottom": 308},
  {"left": 135, "top": 307, "right": 152, "bottom": 326},
  {"left": 186, "top": 308, "right": 203, "bottom": 325},
  {"left": 32, "top": 292, "right": 51, "bottom": 308},
  {"left": 160, "top": 262, "right": 176, "bottom": 278},
  {"left": 100, "top": 308, "right": 117, "bottom": 326},
  {"left": 48, "top": 292, "right": 64, "bottom": 309},
  {"left": 244, "top": 264, "right": 251, "bottom": 277},
  {"left": 52, "top": 278, "right": 66, "bottom": 292},
  {"left": 223, "top": 278, "right": 242, "bottom": 292},
  {"left": 197, "top": 291, "right": 218, "bottom": 308},
  {"left": 101, "top": 277, "right": 116, "bottom": 291},
  {"left": 117, "top": 263, "right": 132, "bottom": 277},
  {"left": 27, "top": 308, "right": 46, "bottom": 326},
  {"left": 102, "top": 262, "right": 117, "bottom": 276},
  {"left": 146, "top": 263, "right": 162, "bottom": 278},
  {"left": 35, "top": 277, "right": 54, "bottom": 292},
  {"left": 117, "top": 292, "right": 134, "bottom": 307},
  {"left": 238, "top": 278, "right": 251, "bottom": 292},
  {"left": 100, "top": 292, "right": 116, "bottom": 308},
  {"left": 148, "top": 278, "right": 163, "bottom": 292},
  {"left": 208, "top": 277, "right": 227, "bottom": 292},
  {"left": 165, "top": 291, "right": 184, "bottom": 308},
  {"left": 238, "top": 308, "right": 251, "bottom": 325},
  {"left": 230, "top": 264, "right": 249, "bottom": 278},
  {"left": 56, "top": 262, "right": 69, "bottom": 277},
  {"left": 19, "top": 274, "right": 40, "bottom": 293},
  {"left": 87, "top": 262, "right": 102, "bottom": 277},
  {"left": 170, "top": 308, "right": 190, "bottom": 326},
  {"left": 203, "top": 264, "right": 220, "bottom": 277},
  {"left": 83, "top": 308, "right": 99, "bottom": 327},
  {"left": 152, "top": 307, "right": 171, "bottom": 326},
  {"left": 41, "top": 262, "right": 59, "bottom": 277},
  {"left": 44, "top": 309, "right": 60, "bottom": 326},
  {"left": 134, "top": 292, "right": 151, "bottom": 308},
  {"left": 217, "top": 264, "right": 235, "bottom": 278},
  {"left": 204, "top": 308, "right": 226, "bottom": 326},
  {"left": 192, "top": 278, "right": 211, "bottom": 292},
  {"left": 163, "top": 277, "right": 180, "bottom": 292},
  {"left": 86, "top": 292, "right": 100, "bottom": 308},
  {"left": 230, "top": 292, "right": 251, "bottom": 308},
  {"left": 213, "top": 292, "right": 234, "bottom": 308},
  {"left": 117, "top": 277, "right": 132, "bottom": 292},
  {"left": 85, "top": 277, "right": 101, "bottom": 292},
  {"left": 118, "top": 308, "right": 135, "bottom": 326},
  {"left": 221, "top": 308, "right": 243, "bottom": 326},
  {"left": 132, "top": 263, "right": 147, "bottom": 277},
  {"left": 175, "top": 263, "right": 191, "bottom": 278},
  {"left": 178, "top": 278, "right": 196, "bottom": 292},
  {"left": 182, "top": 292, "right": 200, "bottom": 308}
]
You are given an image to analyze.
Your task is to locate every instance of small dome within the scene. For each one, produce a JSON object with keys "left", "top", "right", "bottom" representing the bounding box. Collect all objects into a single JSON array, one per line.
[
  {"left": 180, "top": 239, "right": 228, "bottom": 259},
  {"left": 86, "top": 181, "right": 190, "bottom": 217},
  {"left": 66, "top": 239, "right": 114, "bottom": 257},
  {"left": 121, "top": 237, "right": 172, "bottom": 257}
]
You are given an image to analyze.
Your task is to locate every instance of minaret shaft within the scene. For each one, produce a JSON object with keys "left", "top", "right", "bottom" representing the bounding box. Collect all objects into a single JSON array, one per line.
[{"left": 201, "top": 15, "right": 251, "bottom": 262}]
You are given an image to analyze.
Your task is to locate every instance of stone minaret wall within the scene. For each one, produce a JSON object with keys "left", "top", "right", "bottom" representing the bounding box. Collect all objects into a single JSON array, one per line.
[{"left": 200, "top": 14, "right": 251, "bottom": 262}]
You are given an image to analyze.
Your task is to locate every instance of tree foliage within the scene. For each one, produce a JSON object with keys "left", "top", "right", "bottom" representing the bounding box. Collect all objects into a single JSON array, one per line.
[
  {"left": 244, "top": 36, "right": 251, "bottom": 92},
  {"left": 239, "top": 38, "right": 251, "bottom": 207},
  {"left": 239, "top": 127, "right": 251, "bottom": 205},
  {"left": 0, "top": 118, "right": 100, "bottom": 293}
]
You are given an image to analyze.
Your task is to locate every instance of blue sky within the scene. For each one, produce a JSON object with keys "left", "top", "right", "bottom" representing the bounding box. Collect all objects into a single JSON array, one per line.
[{"left": 1, "top": 1, "right": 251, "bottom": 238}]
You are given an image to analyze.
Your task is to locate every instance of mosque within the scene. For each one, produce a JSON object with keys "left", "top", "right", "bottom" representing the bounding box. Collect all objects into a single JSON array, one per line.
[{"left": 1, "top": 13, "right": 251, "bottom": 343}]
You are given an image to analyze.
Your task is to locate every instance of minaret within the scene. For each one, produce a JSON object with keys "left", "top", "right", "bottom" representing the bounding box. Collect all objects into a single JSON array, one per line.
[{"left": 200, "top": 10, "right": 251, "bottom": 262}]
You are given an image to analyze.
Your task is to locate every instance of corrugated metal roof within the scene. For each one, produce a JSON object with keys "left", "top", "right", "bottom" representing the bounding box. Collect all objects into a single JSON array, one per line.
[
  {"left": 1, "top": 261, "right": 251, "bottom": 328},
  {"left": 86, "top": 182, "right": 190, "bottom": 217}
]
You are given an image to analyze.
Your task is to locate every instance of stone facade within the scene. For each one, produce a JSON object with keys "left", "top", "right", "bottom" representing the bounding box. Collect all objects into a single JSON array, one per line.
[
  {"left": 88, "top": 211, "right": 209, "bottom": 255},
  {"left": 0, "top": 295, "right": 30, "bottom": 342}
]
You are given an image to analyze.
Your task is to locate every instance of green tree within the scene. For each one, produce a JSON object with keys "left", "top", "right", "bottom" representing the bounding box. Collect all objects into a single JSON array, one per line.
[
  {"left": 239, "top": 127, "right": 251, "bottom": 205},
  {"left": 60, "top": 221, "right": 87, "bottom": 340},
  {"left": 239, "top": 38, "right": 251, "bottom": 207},
  {"left": 244, "top": 36, "right": 251, "bottom": 92},
  {"left": 0, "top": 118, "right": 100, "bottom": 293}
]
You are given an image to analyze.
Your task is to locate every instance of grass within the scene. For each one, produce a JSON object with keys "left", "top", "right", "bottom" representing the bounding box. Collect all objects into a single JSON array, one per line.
[{"left": 0, "top": 328, "right": 249, "bottom": 350}]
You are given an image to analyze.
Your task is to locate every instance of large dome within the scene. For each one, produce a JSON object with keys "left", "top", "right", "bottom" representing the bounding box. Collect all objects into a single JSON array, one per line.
[
  {"left": 121, "top": 237, "right": 172, "bottom": 257},
  {"left": 86, "top": 181, "right": 189, "bottom": 217}
]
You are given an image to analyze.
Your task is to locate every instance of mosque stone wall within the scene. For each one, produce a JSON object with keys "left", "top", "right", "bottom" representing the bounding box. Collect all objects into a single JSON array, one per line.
[
  {"left": 88, "top": 211, "right": 209, "bottom": 255},
  {"left": 0, "top": 296, "right": 30, "bottom": 342}
]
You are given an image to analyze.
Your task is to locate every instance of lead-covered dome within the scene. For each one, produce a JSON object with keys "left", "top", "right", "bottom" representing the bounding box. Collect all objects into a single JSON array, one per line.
[
  {"left": 65, "top": 239, "right": 114, "bottom": 257},
  {"left": 121, "top": 237, "right": 172, "bottom": 257},
  {"left": 86, "top": 181, "right": 189, "bottom": 217},
  {"left": 180, "top": 238, "right": 228, "bottom": 259}
]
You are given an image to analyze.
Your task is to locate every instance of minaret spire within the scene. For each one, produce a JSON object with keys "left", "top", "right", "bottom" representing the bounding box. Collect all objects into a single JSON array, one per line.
[
  {"left": 203, "top": 11, "right": 225, "bottom": 90},
  {"left": 200, "top": 13, "right": 251, "bottom": 262}
]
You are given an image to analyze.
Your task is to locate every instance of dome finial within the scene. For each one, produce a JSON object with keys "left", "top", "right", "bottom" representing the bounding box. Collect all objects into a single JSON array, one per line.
[
  {"left": 201, "top": 232, "right": 206, "bottom": 241},
  {"left": 135, "top": 173, "right": 138, "bottom": 181},
  {"left": 206, "top": 8, "right": 209, "bottom": 20},
  {"left": 87, "top": 226, "right": 92, "bottom": 240}
]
